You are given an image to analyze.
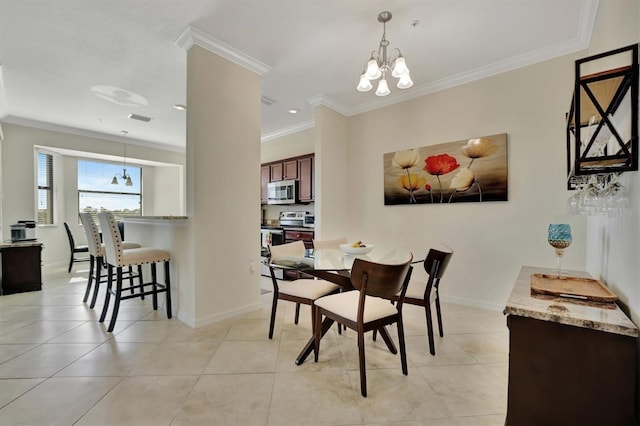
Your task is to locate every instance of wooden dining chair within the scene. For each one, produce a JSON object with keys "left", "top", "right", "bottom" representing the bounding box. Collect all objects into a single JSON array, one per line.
[
  {"left": 64, "top": 222, "right": 90, "bottom": 273},
  {"left": 97, "top": 212, "right": 173, "bottom": 332},
  {"left": 267, "top": 240, "right": 341, "bottom": 339},
  {"left": 313, "top": 254, "right": 413, "bottom": 397},
  {"left": 393, "top": 246, "right": 453, "bottom": 356},
  {"left": 78, "top": 213, "right": 142, "bottom": 308}
]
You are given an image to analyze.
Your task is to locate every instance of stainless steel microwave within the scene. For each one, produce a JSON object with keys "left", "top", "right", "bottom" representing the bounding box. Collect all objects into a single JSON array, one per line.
[{"left": 267, "top": 179, "right": 298, "bottom": 204}]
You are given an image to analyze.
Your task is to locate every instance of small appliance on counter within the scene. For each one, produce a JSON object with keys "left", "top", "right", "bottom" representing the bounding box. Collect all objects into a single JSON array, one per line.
[
  {"left": 303, "top": 213, "right": 314, "bottom": 228},
  {"left": 10, "top": 220, "right": 37, "bottom": 242}
]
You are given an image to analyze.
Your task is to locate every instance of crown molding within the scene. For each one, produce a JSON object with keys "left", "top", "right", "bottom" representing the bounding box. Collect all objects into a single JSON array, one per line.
[
  {"left": 1, "top": 115, "right": 186, "bottom": 153},
  {"left": 261, "top": 119, "right": 314, "bottom": 143},
  {"left": 175, "top": 26, "right": 271, "bottom": 76},
  {"left": 308, "top": 0, "right": 600, "bottom": 119}
]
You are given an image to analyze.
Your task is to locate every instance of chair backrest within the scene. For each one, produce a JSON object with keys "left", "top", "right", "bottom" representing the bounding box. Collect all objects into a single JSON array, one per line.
[
  {"left": 97, "top": 212, "right": 124, "bottom": 266},
  {"left": 423, "top": 246, "right": 453, "bottom": 284},
  {"left": 350, "top": 253, "right": 413, "bottom": 300},
  {"left": 64, "top": 222, "right": 76, "bottom": 250},
  {"left": 268, "top": 240, "right": 306, "bottom": 259},
  {"left": 312, "top": 237, "right": 347, "bottom": 250},
  {"left": 79, "top": 213, "right": 103, "bottom": 257}
]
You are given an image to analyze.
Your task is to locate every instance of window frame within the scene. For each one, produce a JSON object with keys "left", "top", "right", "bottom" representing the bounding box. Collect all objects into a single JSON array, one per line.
[
  {"left": 36, "top": 151, "right": 54, "bottom": 225},
  {"left": 77, "top": 158, "right": 143, "bottom": 223}
]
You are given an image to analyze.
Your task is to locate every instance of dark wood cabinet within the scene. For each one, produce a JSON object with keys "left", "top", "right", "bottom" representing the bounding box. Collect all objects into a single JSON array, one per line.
[
  {"left": 505, "top": 267, "right": 638, "bottom": 426},
  {"left": 270, "top": 159, "right": 299, "bottom": 182},
  {"left": 297, "top": 156, "right": 313, "bottom": 202},
  {"left": 261, "top": 165, "right": 270, "bottom": 204},
  {"left": 0, "top": 243, "right": 43, "bottom": 295},
  {"left": 261, "top": 153, "right": 314, "bottom": 204},
  {"left": 284, "top": 229, "right": 314, "bottom": 279}
]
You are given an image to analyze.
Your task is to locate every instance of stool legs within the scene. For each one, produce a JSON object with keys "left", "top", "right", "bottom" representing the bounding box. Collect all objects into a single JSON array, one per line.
[
  {"left": 89, "top": 256, "right": 104, "bottom": 309},
  {"left": 83, "top": 255, "right": 96, "bottom": 303},
  {"left": 164, "top": 261, "right": 172, "bottom": 318},
  {"left": 100, "top": 261, "right": 172, "bottom": 332}
]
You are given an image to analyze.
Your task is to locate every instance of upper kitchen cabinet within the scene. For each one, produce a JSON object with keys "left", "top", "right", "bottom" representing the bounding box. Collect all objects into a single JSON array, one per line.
[
  {"left": 261, "top": 154, "right": 314, "bottom": 204},
  {"left": 297, "top": 155, "right": 313, "bottom": 202},
  {"left": 260, "top": 165, "right": 270, "bottom": 204},
  {"left": 270, "top": 159, "right": 298, "bottom": 182}
]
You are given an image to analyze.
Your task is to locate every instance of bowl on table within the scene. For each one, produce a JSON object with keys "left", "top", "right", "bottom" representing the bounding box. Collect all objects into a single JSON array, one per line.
[{"left": 340, "top": 243, "right": 374, "bottom": 255}]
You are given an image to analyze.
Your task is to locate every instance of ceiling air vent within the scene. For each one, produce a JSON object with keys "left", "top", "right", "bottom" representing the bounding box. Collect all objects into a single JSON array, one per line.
[
  {"left": 128, "top": 113, "right": 152, "bottom": 122},
  {"left": 261, "top": 96, "right": 277, "bottom": 106}
]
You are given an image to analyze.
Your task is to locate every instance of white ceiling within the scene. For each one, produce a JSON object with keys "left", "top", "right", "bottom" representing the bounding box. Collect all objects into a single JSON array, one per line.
[{"left": 0, "top": 0, "right": 598, "bottom": 151}]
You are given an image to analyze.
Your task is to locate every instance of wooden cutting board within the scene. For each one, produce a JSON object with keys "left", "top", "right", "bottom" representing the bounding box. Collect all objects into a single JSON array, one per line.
[{"left": 530, "top": 273, "right": 618, "bottom": 303}]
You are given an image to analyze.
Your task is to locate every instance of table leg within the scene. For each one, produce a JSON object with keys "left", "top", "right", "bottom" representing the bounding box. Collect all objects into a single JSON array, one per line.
[{"left": 295, "top": 317, "right": 335, "bottom": 365}]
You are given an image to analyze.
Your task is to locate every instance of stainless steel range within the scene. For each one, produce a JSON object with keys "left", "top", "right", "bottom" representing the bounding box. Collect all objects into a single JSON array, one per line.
[{"left": 279, "top": 211, "right": 307, "bottom": 227}]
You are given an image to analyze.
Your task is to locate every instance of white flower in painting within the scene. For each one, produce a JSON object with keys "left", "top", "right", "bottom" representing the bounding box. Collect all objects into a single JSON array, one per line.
[
  {"left": 461, "top": 138, "right": 497, "bottom": 159},
  {"left": 450, "top": 168, "right": 475, "bottom": 191},
  {"left": 392, "top": 149, "right": 420, "bottom": 170}
]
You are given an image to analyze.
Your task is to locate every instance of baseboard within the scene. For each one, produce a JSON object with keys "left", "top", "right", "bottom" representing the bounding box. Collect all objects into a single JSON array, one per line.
[
  {"left": 440, "top": 294, "right": 504, "bottom": 312},
  {"left": 185, "top": 301, "right": 264, "bottom": 329}
]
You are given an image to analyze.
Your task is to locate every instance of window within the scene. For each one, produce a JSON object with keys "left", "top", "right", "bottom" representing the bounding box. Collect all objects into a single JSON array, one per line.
[
  {"left": 37, "top": 152, "right": 54, "bottom": 224},
  {"left": 78, "top": 159, "right": 142, "bottom": 222}
]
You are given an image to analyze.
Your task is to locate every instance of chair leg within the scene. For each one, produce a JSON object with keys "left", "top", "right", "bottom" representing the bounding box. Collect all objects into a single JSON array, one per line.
[
  {"left": 83, "top": 255, "right": 95, "bottom": 303},
  {"left": 68, "top": 252, "right": 74, "bottom": 273},
  {"left": 151, "top": 263, "right": 158, "bottom": 310},
  {"left": 99, "top": 264, "right": 113, "bottom": 323},
  {"left": 268, "top": 290, "right": 278, "bottom": 339},
  {"left": 90, "top": 256, "right": 103, "bottom": 309},
  {"left": 435, "top": 295, "right": 444, "bottom": 337},
  {"left": 425, "top": 304, "right": 436, "bottom": 356},
  {"left": 107, "top": 267, "right": 123, "bottom": 332},
  {"left": 358, "top": 329, "right": 367, "bottom": 397},
  {"left": 294, "top": 303, "right": 301, "bottom": 325},
  {"left": 314, "top": 306, "right": 322, "bottom": 362},
  {"left": 397, "top": 317, "right": 408, "bottom": 375},
  {"left": 164, "top": 261, "right": 172, "bottom": 318}
]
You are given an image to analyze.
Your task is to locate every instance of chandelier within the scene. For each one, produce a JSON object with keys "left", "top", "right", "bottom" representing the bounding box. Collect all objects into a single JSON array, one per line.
[
  {"left": 357, "top": 11, "right": 413, "bottom": 96},
  {"left": 111, "top": 141, "right": 133, "bottom": 186}
]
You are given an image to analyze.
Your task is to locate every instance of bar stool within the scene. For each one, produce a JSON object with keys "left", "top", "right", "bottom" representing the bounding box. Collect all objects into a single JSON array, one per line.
[
  {"left": 78, "top": 213, "right": 142, "bottom": 308},
  {"left": 97, "top": 212, "right": 173, "bottom": 332}
]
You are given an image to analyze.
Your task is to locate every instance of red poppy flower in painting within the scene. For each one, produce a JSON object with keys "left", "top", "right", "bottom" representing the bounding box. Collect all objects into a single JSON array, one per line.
[{"left": 423, "top": 154, "right": 460, "bottom": 176}]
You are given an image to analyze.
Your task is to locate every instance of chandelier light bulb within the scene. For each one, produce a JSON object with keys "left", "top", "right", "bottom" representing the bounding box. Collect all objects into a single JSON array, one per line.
[
  {"left": 365, "top": 58, "right": 381, "bottom": 80},
  {"left": 357, "top": 73, "right": 373, "bottom": 92},
  {"left": 375, "top": 78, "right": 390, "bottom": 96},
  {"left": 391, "top": 56, "right": 408, "bottom": 78},
  {"left": 397, "top": 70, "right": 414, "bottom": 89}
]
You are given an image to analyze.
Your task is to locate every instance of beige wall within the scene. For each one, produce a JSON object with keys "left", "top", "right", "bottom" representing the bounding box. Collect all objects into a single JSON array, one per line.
[
  {"left": 265, "top": 1, "right": 639, "bottom": 313},
  {"left": 0, "top": 122, "right": 186, "bottom": 268},
  {"left": 261, "top": 128, "right": 314, "bottom": 163},
  {"left": 583, "top": 0, "right": 640, "bottom": 325}
]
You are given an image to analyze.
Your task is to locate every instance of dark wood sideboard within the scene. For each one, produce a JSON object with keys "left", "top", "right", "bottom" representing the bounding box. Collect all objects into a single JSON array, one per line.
[
  {"left": 504, "top": 266, "right": 638, "bottom": 425},
  {"left": 0, "top": 241, "right": 43, "bottom": 295}
]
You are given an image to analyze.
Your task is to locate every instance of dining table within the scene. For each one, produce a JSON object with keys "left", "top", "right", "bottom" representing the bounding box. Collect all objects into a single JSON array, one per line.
[{"left": 269, "top": 245, "right": 415, "bottom": 365}]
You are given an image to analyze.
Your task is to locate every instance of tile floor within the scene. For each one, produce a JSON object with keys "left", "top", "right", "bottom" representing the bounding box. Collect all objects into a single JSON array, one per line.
[{"left": 0, "top": 266, "right": 509, "bottom": 425}]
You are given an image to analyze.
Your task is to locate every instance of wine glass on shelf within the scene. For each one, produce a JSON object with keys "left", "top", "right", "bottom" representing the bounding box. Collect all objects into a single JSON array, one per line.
[{"left": 548, "top": 224, "right": 572, "bottom": 276}]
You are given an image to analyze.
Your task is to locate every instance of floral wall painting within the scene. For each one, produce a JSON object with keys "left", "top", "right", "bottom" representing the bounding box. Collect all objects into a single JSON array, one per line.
[{"left": 383, "top": 133, "right": 508, "bottom": 205}]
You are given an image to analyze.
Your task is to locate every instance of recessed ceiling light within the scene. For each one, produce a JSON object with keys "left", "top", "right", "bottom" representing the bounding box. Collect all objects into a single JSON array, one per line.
[
  {"left": 128, "top": 113, "right": 152, "bottom": 122},
  {"left": 173, "top": 104, "right": 186, "bottom": 111},
  {"left": 121, "top": 130, "right": 128, "bottom": 136},
  {"left": 288, "top": 108, "right": 300, "bottom": 114}
]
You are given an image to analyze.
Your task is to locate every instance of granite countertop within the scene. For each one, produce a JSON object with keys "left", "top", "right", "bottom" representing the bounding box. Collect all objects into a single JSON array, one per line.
[
  {"left": 1, "top": 240, "right": 43, "bottom": 248},
  {"left": 505, "top": 266, "right": 638, "bottom": 337}
]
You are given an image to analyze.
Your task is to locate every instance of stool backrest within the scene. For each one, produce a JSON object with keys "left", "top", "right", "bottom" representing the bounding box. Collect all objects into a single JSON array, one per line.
[
  {"left": 79, "top": 213, "right": 103, "bottom": 257},
  {"left": 97, "top": 212, "right": 123, "bottom": 267}
]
